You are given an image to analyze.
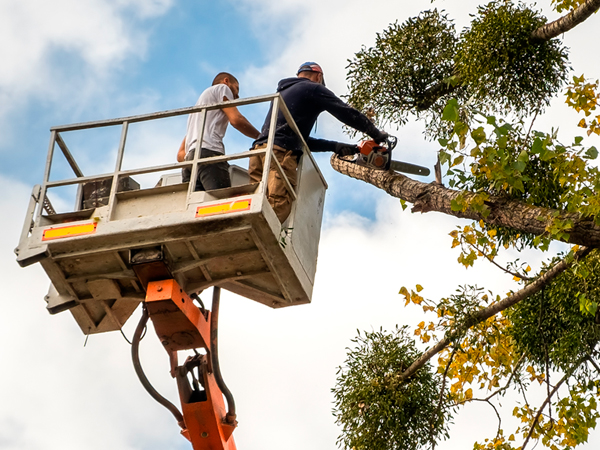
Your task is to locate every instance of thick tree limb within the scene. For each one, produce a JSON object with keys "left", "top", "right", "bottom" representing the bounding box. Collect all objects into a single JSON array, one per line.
[
  {"left": 532, "top": 0, "right": 600, "bottom": 41},
  {"left": 393, "top": 246, "right": 591, "bottom": 383},
  {"left": 331, "top": 156, "right": 600, "bottom": 248}
]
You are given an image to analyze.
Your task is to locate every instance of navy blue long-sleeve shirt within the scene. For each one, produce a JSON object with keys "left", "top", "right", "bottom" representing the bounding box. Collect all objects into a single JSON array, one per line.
[{"left": 253, "top": 77, "right": 382, "bottom": 155}]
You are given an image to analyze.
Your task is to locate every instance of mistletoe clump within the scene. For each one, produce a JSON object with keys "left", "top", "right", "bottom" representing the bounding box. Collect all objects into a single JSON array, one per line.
[
  {"left": 456, "top": 1, "right": 569, "bottom": 115},
  {"left": 332, "top": 326, "right": 452, "bottom": 450},
  {"left": 346, "top": 9, "right": 459, "bottom": 127},
  {"left": 507, "top": 250, "right": 600, "bottom": 372}
]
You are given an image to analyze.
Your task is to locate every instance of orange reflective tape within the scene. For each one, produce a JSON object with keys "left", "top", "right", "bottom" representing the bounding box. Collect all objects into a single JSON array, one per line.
[
  {"left": 42, "top": 222, "right": 97, "bottom": 241},
  {"left": 196, "top": 199, "right": 251, "bottom": 217}
]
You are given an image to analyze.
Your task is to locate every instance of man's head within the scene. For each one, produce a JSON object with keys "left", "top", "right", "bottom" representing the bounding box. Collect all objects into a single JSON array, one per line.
[
  {"left": 212, "top": 72, "right": 240, "bottom": 99},
  {"left": 297, "top": 62, "right": 325, "bottom": 86}
]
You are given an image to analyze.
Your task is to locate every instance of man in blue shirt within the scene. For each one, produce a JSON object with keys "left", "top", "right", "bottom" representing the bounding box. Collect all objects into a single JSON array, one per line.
[{"left": 250, "top": 62, "right": 388, "bottom": 222}]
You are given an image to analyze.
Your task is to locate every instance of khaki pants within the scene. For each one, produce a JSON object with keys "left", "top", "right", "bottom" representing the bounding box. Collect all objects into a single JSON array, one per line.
[{"left": 249, "top": 144, "right": 298, "bottom": 223}]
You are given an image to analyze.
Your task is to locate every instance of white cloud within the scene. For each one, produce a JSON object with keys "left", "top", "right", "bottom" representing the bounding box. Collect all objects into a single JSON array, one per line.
[{"left": 0, "top": 0, "right": 174, "bottom": 132}]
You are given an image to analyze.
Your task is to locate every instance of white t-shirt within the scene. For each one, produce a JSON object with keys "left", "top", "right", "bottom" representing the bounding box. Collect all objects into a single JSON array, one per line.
[{"left": 185, "top": 84, "right": 234, "bottom": 155}]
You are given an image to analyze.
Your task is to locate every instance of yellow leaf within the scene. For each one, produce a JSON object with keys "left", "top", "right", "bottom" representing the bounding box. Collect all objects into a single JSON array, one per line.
[
  {"left": 513, "top": 276, "right": 521, "bottom": 282},
  {"left": 449, "top": 230, "right": 459, "bottom": 238},
  {"left": 465, "top": 388, "right": 473, "bottom": 399},
  {"left": 526, "top": 265, "right": 531, "bottom": 272},
  {"left": 488, "top": 229, "right": 497, "bottom": 237},
  {"left": 416, "top": 284, "right": 424, "bottom": 292}
]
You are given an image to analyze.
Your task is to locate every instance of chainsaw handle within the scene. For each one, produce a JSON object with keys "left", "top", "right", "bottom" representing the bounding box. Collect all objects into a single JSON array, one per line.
[{"left": 386, "top": 135, "right": 397, "bottom": 152}]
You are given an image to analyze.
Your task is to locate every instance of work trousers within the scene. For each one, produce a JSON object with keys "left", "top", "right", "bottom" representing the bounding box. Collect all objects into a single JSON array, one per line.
[
  {"left": 182, "top": 148, "right": 231, "bottom": 191},
  {"left": 249, "top": 144, "right": 298, "bottom": 223}
]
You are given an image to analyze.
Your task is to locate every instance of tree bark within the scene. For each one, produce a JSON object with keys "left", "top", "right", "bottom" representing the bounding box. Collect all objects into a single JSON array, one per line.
[
  {"left": 532, "top": 0, "right": 600, "bottom": 41},
  {"left": 331, "top": 155, "right": 600, "bottom": 248},
  {"left": 395, "top": 246, "right": 591, "bottom": 383}
]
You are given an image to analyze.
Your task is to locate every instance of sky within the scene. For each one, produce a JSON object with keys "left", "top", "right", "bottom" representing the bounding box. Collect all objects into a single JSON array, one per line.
[{"left": 1, "top": 1, "right": 600, "bottom": 450}]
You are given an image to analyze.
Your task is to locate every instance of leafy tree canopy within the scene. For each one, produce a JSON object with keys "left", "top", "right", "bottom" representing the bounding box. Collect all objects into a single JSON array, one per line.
[{"left": 332, "top": 1, "right": 600, "bottom": 449}]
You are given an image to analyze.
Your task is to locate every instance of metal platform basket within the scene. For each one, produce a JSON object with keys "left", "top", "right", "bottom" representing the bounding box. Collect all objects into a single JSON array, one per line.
[{"left": 16, "top": 94, "right": 327, "bottom": 335}]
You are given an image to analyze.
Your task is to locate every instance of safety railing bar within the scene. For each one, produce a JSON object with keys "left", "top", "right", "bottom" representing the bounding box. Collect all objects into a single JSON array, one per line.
[
  {"left": 50, "top": 94, "right": 279, "bottom": 132},
  {"left": 18, "top": 184, "right": 41, "bottom": 246},
  {"left": 55, "top": 132, "right": 84, "bottom": 178},
  {"left": 107, "top": 121, "right": 129, "bottom": 220},
  {"left": 45, "top": 174, "right": 113, "bottom": 188},
  {"left": 182, "top": 148, "right": 266, "bottom": 167},
  {"left": 44, "top": 149, "right": 269, "bottom": 188},
  {"left": 277, "top": 98, "right": 328, "bottom": 188},
  {"left": 187, "top": 109, "right": 206, "bottom": 201},
  {"left": 260, "top": 97, "right": 279, "bottom": 195},
  {"left": 270, "top": 149, "right": 297, "bottom": 201},
  {"left": 35, "top": 131, "right": 57, "bottom": 226}
]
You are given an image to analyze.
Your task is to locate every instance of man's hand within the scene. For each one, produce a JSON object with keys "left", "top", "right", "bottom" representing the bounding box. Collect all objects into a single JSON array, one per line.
[
  {"left": 334, "top": 142, "right": 360, "bottom": 157},
  {"left": 177, "top": 137, "right": 186, "bottom": 162},
  {"left": 372, "top": 130, "right": 389, "bottom": 144}
]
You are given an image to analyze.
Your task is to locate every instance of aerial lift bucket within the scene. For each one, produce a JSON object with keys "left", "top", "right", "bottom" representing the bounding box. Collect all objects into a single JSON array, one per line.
[
  {"left": 15, "top": 93, "right": 327, "bottom": 335},
  {"left": 15, "top": 94, "right": 327, "bottom": 449}
]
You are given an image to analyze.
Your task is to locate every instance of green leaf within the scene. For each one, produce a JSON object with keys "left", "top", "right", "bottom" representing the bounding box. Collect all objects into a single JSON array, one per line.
[
  {"left": 471, "top": 127, "right": 487, "bottom": 145},
  {"left": 442, "top": 98, "right": 459, "bottom": 122},
  {"left": 451, "top": 198, "right": 464, "bottom": 211},
  {"left": 513, "top": 160, "right": 526, "bottom": 172},
  {"left": 585, "top": 146, "right": 598, "bottom": 160},
  {"left": 452, "top": 155, "right": 465, "bottom": 167},
  {"left": 439, "top": 150, "right": 451, "bottom": 166}
]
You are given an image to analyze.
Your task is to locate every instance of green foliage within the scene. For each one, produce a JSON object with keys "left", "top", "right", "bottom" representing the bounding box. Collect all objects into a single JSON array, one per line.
[
  {"left": 332, "top": 327, "right": 452, "bottom": 450},
  {"left": 506, "top": 250, "right": 600, "bottom": 372},
  {"left": 456, "top": 1, "right": 569, "bottom": 115},
  {"left": 552, "top": 0, "right": 587, "bottom": 13},
  {"left": 438, "top": 100, "right": 600, "bottom": 249},
  {"left": 345, "top": 2, "right": 569, "bottom": 135},
  {"left": 338, "top": 2, "right": 600, "bottom": 449},
  {"left": 345, "top": 9, "right": 459, "bottom": 128},
  {"left": 566, "top": 75, "right": 600, "bottom": 136}
]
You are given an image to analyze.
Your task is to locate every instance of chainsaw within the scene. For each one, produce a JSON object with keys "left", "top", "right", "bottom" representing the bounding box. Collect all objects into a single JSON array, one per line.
[{"left": 355, "top": 136, "right": 430, "bottom": 176}]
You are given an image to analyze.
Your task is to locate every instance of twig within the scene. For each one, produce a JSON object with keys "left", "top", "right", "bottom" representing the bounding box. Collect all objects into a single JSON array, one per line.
[
  {"left": 431, "top": 346, "right": 458, "bottom": 450},
  {"left": 484, "top": 353, "right": 527, "bottom": 401},
  {"left": 466, "top": 241, "right": 533, "bottom": 281}
]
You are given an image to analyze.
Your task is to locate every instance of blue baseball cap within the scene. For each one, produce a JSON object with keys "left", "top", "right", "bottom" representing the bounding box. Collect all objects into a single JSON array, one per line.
[{"left": 297, "top": 62, "right": 325, "bottom": 86}]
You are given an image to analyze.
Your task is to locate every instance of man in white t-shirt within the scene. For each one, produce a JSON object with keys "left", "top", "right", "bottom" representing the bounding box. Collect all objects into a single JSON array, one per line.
[{"left": 178, "top": 72, "right": 260, "bottom": 191}]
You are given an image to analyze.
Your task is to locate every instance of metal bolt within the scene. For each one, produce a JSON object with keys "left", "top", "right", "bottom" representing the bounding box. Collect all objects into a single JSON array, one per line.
[
  {"left": 162, "top": 340, "right": 169, "bottom": 346},
  {"left": 157, "top": 286, "right": 163, "bottom": 292},
  {"left": 201, "top": 432, "right": 209, "bottom": 438}
]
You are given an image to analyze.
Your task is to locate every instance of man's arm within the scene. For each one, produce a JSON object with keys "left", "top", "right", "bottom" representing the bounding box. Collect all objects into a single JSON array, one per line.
[
  {"left": 222, "top": 105, "right": 260, "bottom": 139},
  {"left": 177, "top": 137, "right": 186, "bottom": 162},
  {"left": 314, "top": 86, "right": 387, "bottom": 142}
]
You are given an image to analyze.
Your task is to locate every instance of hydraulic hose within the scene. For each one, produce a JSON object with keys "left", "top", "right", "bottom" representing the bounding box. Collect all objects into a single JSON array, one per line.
[
  {"left": 131, "top": 305, "right": 185, "bottom": 429},
  {"left": 210, "top": 286, "right": 236, "bottom": 423}
]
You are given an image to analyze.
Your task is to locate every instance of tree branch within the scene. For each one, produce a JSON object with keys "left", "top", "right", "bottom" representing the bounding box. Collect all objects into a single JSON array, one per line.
[
  {"left": 532, "top": 0, "right": 600, "bottom": 41},
  {"left": 392, "top": 246, "right": 591, "bottom": 383},
  {"left": 331, "top": 156, "right": 600, "bottom": 248}
]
